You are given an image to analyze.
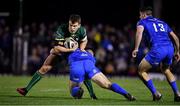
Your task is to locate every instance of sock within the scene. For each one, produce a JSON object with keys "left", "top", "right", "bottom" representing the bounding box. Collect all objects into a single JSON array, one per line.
[
  {"left": 25, "top": 71, "right": 42, "bottom": 91},
  {"left": 110, "top": 83, "right": 128, "bottom": 95},
  {"left": 71, "top": 87, "right": 80, "bottom": 97},
  {"left": 84, "top": 79, "right": 95, "bottom": 97},
  {"left": 146, "top": 79, "right": 156, "bottom": 95},
  {"left": 169, "top": 81, "right": 179, "bottom": 94}
]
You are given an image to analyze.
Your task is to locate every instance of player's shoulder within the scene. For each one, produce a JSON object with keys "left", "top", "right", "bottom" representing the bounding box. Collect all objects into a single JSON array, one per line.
[
  {"left": 137, "top": 16, "right": 154, "bottom": 26},
  {"left": 56, "top": 23, "right": 68, "bottom": 35},
  {"left": 156, "top": 18, "right": 167, "bottom": 24},
  {"left": 58, "top": 23, "right": 68, "bottom": 30},
  {"left": 137, "top": 19, "right": 144, "bottom": 26},
  {"left": 77, "top": 26, "right": 87, "bottom": 36},
  {"left": 79, "top": 26, "right": 86, "bottom": 32}
]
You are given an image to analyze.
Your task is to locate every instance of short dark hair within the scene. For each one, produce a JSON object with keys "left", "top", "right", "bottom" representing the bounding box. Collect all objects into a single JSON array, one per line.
[
  {"left": 140, "top": 6, "right": 152, "bottom": 16},
  {"left": 69, "top": 14, "right": 81, "bottom": 24}
]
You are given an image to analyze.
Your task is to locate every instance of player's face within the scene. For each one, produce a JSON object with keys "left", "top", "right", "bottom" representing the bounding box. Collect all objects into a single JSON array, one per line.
[{"left": 68, "top": 21, "right": 80, "bottom": 34}]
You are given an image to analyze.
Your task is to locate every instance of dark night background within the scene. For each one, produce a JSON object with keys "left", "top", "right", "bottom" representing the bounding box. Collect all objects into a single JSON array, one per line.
[{"left": 0, "top": 0, "right": 179, "bottom": 28}]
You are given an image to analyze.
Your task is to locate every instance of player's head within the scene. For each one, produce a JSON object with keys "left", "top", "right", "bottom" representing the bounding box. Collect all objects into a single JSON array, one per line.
[
  {"left": 71, "top": 87, "right": 84, "bottom": 99},
  {"left": 139, "top": 6, "right": 152, "bottom": 19},
  {"left": 68, "top": 14, "right": 81, "bottom": 34}
]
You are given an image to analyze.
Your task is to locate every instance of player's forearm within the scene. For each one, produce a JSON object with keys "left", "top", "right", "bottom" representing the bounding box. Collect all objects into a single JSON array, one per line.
[
  {"left": 174, "top": 37, "right": 179, "bottom": 53},
  {"left": 134, "top": 33, "right": 142, "bottom": 50},
  {"left": 80, "top": 40, "right": 88, "bottom": 50},
  {"left": 53, "top": 45, "right": 73, "bottom": 53},
  {"left": 170, "top": 32, "right": 180, "bottom": 52}
]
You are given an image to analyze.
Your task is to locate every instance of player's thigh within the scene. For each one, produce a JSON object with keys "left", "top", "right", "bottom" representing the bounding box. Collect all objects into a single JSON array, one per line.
[
  {"left": 39, "top": 53, "right": 60, "bottom": 73},
  {"left": 70, "top": 61, "right": 85, "bottom": 83},
  {"left": 139, "top": 58, "right": 152, "bottom": 72},
  {"left": 145, "top": 47, "right": 166, "bottom": 67},
  {"left": 43, "top": 53, "right": 59, "bottom": 66},
  {"left": 91, "top": 72, "right": 111, "bottom": 88},
  {"left": 84, "top": 60, "right": 100, "bottom": 79},
  {"left": 162, "top": 46, "right": 174, "bottom": 66}
]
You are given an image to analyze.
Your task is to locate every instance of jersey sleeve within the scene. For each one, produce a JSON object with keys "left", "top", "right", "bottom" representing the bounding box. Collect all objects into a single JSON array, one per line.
[
  {"left": 166, "top": 24, "right": 173, "bottom": 33},
  {"left": 80, "top": 27, "right": 87, "bottom": 41},
  {"left": 53, "top": 26, "right": 65, "bottom": 41},
  {"left": 137, "top": 20, "right": 145, "bottom": 27},
  {"left": 52, "top": 26, "right": 65, "bottom": 46}
]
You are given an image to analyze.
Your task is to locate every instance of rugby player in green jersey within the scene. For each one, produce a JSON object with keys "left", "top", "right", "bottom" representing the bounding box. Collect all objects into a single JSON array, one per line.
[{"left": 17, "top": 14, "right": 97, "bottom": 99}]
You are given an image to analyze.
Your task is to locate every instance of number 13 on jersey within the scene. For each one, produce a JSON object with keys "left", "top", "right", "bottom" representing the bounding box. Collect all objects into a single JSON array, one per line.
[{"left": 153, "top": 23, "right": 165, "bottom": 32}]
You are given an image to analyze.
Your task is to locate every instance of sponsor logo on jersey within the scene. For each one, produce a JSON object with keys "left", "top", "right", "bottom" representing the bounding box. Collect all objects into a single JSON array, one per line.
[{"left": 81, "top": 53, "right": 88, "bottom": 56}]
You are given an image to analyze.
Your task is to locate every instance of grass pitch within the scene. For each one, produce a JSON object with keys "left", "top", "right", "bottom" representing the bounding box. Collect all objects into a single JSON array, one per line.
[{"left": 0, "top": 75, "right": 180, "bottom": 105}]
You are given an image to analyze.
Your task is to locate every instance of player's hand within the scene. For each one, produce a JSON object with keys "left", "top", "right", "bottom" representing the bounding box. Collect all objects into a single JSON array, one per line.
[
  {"left": 80, "top": 49, "right": 86, "bottom": 52},
  {"left": 132, "top": 49, "right": 138, "bottom": 58},
  {"left": 174, "top": 52, "right": 180, "bottom": 62}
]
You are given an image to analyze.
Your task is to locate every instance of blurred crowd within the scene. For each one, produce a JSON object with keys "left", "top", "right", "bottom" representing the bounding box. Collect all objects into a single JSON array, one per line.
[{"left": 0, "top": 18, "right": 180, "bottom": 76}]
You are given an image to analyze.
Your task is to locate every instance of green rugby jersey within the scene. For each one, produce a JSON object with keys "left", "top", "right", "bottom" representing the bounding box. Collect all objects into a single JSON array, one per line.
[{"left": 53, "top": 24, "right": 87, "bottom": 44}]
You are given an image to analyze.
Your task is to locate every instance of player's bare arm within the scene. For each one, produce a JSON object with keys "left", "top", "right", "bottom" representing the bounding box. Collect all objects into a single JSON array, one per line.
[
  {"left": 169, "top": 31, "right": 180, "bottom": 61},
  {"left": 80, "top": 36, "right": 88, "bottom": 51},
  {"left": 52, "top": 42, "right": 78, "bottom": 54},
  {"left": 132, "top": 25, "right": 144, "bottom": 58}
]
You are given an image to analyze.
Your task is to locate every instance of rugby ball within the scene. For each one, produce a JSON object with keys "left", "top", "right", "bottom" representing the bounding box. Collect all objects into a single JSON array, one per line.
[{"left": 64, "top": 37, "right": 77, "bottom": 49}]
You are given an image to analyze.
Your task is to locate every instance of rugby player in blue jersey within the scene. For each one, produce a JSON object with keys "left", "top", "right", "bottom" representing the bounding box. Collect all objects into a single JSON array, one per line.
[
  {"left": 132, "top": 6, "right": 180, "bottom": 101},
  {"left": 68, "top": 48, "right": 136, "bottom": 101}
]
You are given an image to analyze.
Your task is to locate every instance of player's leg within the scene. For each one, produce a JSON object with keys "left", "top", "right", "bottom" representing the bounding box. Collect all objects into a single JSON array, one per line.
[
  {"left": 69, "top": 61, "right": 85, "bottom": 99},
  {"left": 17, "top": 50, "right": 58, "bottom": 96},
  {"left": 69, "top": 81, "right": 84, "bottom": 99},
  {"left": 84, "top": 78, "right": 97, "bottom": 99},
  {"left": 138, "top": 58, "right": 161, "bottom": 101},
  {"left": 91, "top": 72, "right": 135, "bottom": 101},
  {"left": 83, "top": 49, "right": 97, "bottom": 99},
  {"left": 83, "top": 59, "right": 133, "bottom": 101},
  {"left": 161, "top": 65, "right": 180, "bottom": 102},
  {"left": 160, "top": 45, "right": 180, "bottom": 101}
]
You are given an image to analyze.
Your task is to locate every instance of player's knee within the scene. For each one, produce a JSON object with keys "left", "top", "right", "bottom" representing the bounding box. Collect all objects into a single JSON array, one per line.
[
  {"left": 39, "top": 65, "right": 52, "bottom": 74},
  {"left": 161, "top": 64, "right": 170, "bottom": 73},
  {"left": 138, "top": 65, "right": 145, "bottom": 75},
  {"left": 101, "top": 82, "right": 112, "bottom": 89},
  {"left": 138, "top": 70, "right": 143, "bottom": 76},
  {"left": 71, "top": 87, "right": 84, "bottom": 99}
]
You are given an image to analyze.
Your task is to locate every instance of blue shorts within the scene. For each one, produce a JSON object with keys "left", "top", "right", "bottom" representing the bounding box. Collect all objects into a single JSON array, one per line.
[
  {"left": 145, "top": 45, "right": 174, "bottom": 67},
  {"left": 69, "top": 60, "right": 100, "bottom": 83}
]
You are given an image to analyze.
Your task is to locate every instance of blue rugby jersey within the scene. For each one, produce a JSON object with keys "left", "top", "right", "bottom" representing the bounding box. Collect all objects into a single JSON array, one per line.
[
  {"left": 137, "top": 16, "right": 173, "bottom": 47},
  {"left": 68, "top": 49, "right": 96, "bottom": 64}
]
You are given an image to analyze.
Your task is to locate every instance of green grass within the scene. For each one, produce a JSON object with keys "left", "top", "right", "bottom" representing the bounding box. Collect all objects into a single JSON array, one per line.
[{"left": 0, "top": 75, "right": 180, "bottom": 105}]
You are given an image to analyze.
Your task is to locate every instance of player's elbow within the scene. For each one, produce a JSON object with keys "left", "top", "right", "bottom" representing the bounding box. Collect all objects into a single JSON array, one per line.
[{"left": 51, "top": 46, "right": 62, "bottom": 55}]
